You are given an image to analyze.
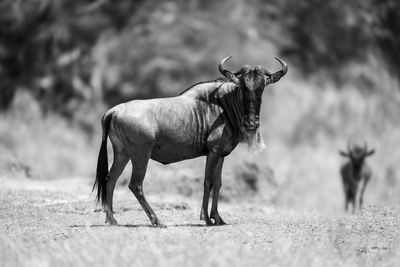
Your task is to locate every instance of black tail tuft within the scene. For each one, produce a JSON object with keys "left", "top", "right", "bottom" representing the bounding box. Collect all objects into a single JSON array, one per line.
[{"left": 92, "top": 112, "right": 113, "bottom": 206}]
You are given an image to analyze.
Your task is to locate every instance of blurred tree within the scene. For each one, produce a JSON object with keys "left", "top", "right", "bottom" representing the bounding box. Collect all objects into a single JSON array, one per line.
[
  {"left": 372, "top": 0, "right": 400, "bottom": 76},
  {"left": 0, "top": 0, "right": 51, "bottom": 109},
  {"left": 261, "top": 0, "right": 400, "bottom": 81},
  {"left": 1, "top": 0, "right": 399, "bottom": 114},
  {"left": 0, "top": 0, "right": 143, "bottom": 113},
  {"left": 277, "top": 1, "right": 373, "bottom": 74},
  {"left": 0, "top": 81, "right": 15, "bottom": 111},
  {"left": 95, "top": 0, "right": 247, "bottom": 106}
]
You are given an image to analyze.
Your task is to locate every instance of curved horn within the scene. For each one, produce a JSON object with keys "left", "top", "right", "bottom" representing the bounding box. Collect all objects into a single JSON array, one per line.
[
  {"left": 269, "top": 57, "right": 288, "bottom": 83},
  {"left": 218, "top": 56, "right": 239, "bottom": 83},
  {"left": 275, "top": 57, "right": 288, "bottom": 76},
  {"left": 219, "top": 56, "right": 232, "bottom": 76},
  {"left": 347, "top": 140, "right": 352, "bottom": 153}
]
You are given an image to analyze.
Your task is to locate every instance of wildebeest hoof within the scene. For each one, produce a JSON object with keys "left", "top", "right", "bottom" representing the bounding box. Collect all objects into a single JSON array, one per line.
[
  {"left": 200, "top": 212, "right": 214, "bottom": 226},
  {"left": 151, "top": 217, "right": 167, "bottom": 228},
  {"left": 152, "top": 223, "right": 167, "bottom": 228},
  {"left": 105, "top": 217, "right": 118, "bottom": 226},
  {"left": 213, "top": 219, "right": 226, "bottom": 226},
  {"left": 206, "top": 220, "right": 214, "bottom": 226},
  {"left": 211, "top": 215, "right": 226, "bottom": 226}
]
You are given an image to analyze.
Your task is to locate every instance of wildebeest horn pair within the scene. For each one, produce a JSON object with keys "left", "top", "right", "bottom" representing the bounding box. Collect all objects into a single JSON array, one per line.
[
  {"left": 219, "top": 56, "right": 288, "bottom": 84},
  {"left": 346, "top": 140, "right": 368, "bottom": 156}
]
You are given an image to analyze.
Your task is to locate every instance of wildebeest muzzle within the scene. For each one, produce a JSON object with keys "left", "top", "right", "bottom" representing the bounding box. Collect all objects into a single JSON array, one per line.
[{"left": 243, "top": 114, "right": 260, "bottom": 130}]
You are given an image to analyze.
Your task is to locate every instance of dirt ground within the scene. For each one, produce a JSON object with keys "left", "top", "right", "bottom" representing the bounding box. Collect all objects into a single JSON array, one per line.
[{"left": 1, "top": 176, "right": 399, "bottom": 267}]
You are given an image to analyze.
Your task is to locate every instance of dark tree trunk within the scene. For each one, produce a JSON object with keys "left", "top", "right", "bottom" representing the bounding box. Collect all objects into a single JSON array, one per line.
[{"left": 0, "top": 82, "right": 16, "bottom": 111}]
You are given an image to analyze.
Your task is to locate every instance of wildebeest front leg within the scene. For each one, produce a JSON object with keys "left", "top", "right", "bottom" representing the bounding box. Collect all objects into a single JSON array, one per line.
[
  {"left": 105, "top": 151, "right": 129, "bottom": 225},
  {"left": 210, "top": 157, "right": 226, "bottom": 225},
  {"left": 200, "top": 153, "right": 220, "bottom": 226},
  {"left": 343, "top": 185, "right": 350, "bottom": 212},
  {"left": 351, "top": 198, "right": 356, "bottom": 214},
  {"left": 128, "top": 153, "right": 165, "bottom": 227},
  {"left": 359, "top": 177, "right": 369, "bottom": 210}
]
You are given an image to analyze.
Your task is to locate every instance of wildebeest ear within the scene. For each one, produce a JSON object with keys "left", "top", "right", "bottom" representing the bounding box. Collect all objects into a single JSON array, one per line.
[
  {"left": 366, "top": 149, "right": 375, "bottom": 156},
  {"left": 339, "top": 151, "right": 349, "bottom": 157}
]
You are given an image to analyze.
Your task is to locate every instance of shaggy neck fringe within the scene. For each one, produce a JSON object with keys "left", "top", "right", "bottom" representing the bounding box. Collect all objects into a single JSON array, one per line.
[
  {"left": 243, "top": 128, "right": 266, "bottom": 153},
  {"left": 217, "top": 82, "right": 245, "bottom": 140}
]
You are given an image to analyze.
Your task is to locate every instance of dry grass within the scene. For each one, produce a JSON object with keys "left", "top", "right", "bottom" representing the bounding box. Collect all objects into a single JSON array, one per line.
[{"left": 0, "top": 177, "right": 399, "bottom": 267}]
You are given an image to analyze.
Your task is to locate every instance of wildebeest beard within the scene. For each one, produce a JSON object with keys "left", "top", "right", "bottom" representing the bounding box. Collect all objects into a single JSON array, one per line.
[
  {"left": 217, "top": 82, "right": 265, "bottom": 153},
  {"left": 243, "top": 127, "right": 265, "bottom": 152}
]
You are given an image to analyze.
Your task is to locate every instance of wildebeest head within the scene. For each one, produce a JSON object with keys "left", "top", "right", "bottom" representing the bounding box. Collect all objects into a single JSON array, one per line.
[
  {"left": 340, "top": 141, "right": 375, "bottom": 165},
  {"left": 219, "top": 56, "right": 288, "bottom": 131}
]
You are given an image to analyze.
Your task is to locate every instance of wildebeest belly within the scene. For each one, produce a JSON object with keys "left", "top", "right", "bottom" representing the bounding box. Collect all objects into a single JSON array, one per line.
[{"left": 150, "top": 142, "right": 206, "bottom": 164}]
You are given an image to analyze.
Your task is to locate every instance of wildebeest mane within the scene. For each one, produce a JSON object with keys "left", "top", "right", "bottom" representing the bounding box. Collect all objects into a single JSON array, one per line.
[
  {"left": 215, "top": 82, "right": 245, "bottom": 139},
  {"left": 178, "top": 78, "right": 227, "bottom": 96},
  {"left": 179, "top": 79, "right": 244, "bottom": 136}
]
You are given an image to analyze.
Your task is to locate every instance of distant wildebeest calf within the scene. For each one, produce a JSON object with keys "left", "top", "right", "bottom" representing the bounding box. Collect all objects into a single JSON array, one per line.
[
  {"left": 339, "top": 141, "right": 375, "bottom": 213},
  {"left": 93, "top": 56, "right": 288, "bottom": 227}
]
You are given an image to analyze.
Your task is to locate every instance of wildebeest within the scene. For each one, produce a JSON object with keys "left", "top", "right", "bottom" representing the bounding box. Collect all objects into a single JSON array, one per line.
[
  {"left": 93, "top": 56, "right": 288, "bottom": 226},
  {"left": 339, "top": 141, "right": 375, "bottom": 213}
]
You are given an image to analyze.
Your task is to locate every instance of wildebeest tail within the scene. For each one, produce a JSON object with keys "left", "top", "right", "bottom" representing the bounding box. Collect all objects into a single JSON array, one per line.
[{"left": 92, "top": 111, "right": 113, "bottom": 206}]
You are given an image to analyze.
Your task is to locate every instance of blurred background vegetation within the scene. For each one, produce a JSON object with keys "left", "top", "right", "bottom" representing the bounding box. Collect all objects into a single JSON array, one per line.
[{"left": 0, "top": 0, "right": 399, "bottom": 211}]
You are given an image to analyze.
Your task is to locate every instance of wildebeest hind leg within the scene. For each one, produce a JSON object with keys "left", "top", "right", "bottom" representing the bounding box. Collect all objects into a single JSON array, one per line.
[
  {"left": 105, "top": 151, "right": 129, "bottom": 225},
  {"left": 344, "top": 194, "right": 349, "bottom": 212},
  {"left": 128, "top": 152, "right": 165, "bottom": 227},
  {"left": 210, "top": 157, "right": 226, "bottom": 225}
]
